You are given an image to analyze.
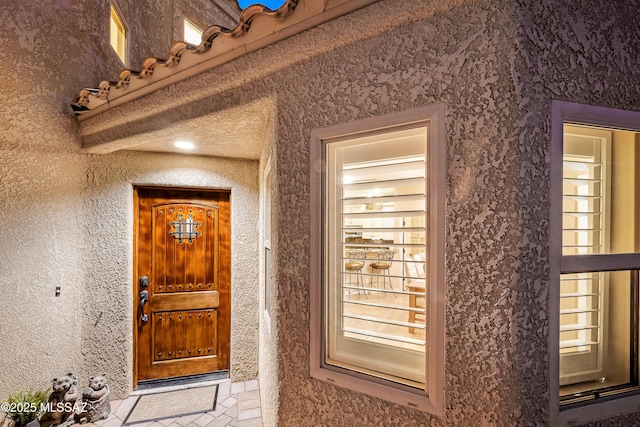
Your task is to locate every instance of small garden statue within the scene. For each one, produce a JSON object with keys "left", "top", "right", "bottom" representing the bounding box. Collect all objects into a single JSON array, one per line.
[
  {"left": 73, "top": 374, "right": 110, "bottom": 424},
  {"left": 39, "top": 374, "right": 78, "bottom": 427}
]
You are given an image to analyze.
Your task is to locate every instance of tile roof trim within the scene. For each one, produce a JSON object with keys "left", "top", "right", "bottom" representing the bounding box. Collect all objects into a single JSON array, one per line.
[{"left": 73, "top": 0, "right": 380, "bottom": 121}]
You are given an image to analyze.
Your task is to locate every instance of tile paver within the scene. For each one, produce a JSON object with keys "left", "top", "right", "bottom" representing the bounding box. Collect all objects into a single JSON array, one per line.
[
  {"left": 244, "top": 380, "right": 259, "bottom": 392},
  {"left": 218, "top": 382, "right": 231, "bottom": 396},
  {"left": 219, "top": 396, "right": 237, "bottom": 408},
  {"left": 205, "top": 414, "right": 233, "bottom": 427},
  {"left": 230, "top": 382, "right": 245, "bottom": 395},
  {"left": 237, "top": 391, "right": 259, "bottom": 401},
  {"left": 175, "top": 413, "right": 203, "bottom": 425},
  {"left": 236, "top": 418, "right": 262, "bottom": 427},
  {"left": 237, "top": 398, "right": 260, "bottom": 411},
  {"left": 194, "top": 412, "right": 216, "bottom": 426},
  {"left": 114, "top": 396, "right": 140, "bottom": 420},
  {"left": 223, "top": 405, "right": 237, "bottom": 419},
  {"left": 237, "top": 408, "right": 260, "bottom": 422}
]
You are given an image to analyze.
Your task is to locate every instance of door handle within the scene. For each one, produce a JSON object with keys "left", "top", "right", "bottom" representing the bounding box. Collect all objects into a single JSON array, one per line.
[
  {"left": 140, "top": 290, "right": 149, "bottom": 323},
  {"left": 139, "top": 276, "right": 149, "bottom": 324}
]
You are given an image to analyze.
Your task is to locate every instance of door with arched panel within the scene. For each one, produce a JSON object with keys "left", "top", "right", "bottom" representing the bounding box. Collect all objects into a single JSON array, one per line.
[{"left": 134, "top": 188, "right": 231, "bottom": 383}]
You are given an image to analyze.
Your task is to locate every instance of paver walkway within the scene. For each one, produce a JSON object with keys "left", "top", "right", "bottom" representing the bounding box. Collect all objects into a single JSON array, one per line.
[
  {"left": 91, "top": 380, "right": 262, "bottom": 427},
  {"left": 1, "top": 380, "right": 262, "bottom": 427}
]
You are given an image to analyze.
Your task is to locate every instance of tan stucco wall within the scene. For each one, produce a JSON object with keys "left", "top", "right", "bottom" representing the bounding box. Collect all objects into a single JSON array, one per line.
[
  {"left": 257, "top": 102, "right": 280, "bottom": 427},
  {"left": 0, "top": 0, "right": 100, "bottom": 400},
  {"left": 272, "top": 1, "right": 527, "bottom": 424},
  {"left": 0, "top": 146, "right": 87, "bottom": 399},
  {"left": 90, "top": 0, "right": 238, "bottom": 79},
  {"left": 0, "top": 0, "right": 260, "bottom": 402}
]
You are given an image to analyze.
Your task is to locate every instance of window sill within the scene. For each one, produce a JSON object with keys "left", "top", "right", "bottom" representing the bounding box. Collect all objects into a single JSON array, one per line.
[
  {"left": 556, "top": 392, "right": 640, "bottom": 425},
  {"left": 310, "top": 363, "right": 442, "bottom": 416}
]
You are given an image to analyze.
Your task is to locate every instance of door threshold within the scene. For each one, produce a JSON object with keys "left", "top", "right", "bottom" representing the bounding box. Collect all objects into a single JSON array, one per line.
[{"left": 134, "top": 372, "right": 229, "bottom": 395}]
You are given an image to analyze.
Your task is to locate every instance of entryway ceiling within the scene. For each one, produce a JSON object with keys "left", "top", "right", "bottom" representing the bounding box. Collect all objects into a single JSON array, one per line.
[{"left": 96, "top": 98, "right": 272, "bottom": 160}]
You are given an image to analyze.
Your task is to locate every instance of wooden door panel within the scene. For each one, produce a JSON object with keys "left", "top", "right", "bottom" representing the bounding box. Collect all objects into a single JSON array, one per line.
[
  {"left": 152, "top": 205, "right": 218, "bottom": 293},
  {"left": 135, "top": 188, "right": 230, "bottom": 383},
  {"left": 152, "top": 292, "right": 219, "bottom": 311},
  {"left": 152, "top": 310, "right": 217, "bottom": 361}
]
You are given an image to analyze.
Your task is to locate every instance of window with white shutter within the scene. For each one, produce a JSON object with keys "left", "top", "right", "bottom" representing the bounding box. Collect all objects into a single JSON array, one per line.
[
  {"left": 310, "top": 105, "right": 445, "bottom": 414},
  {"left": 560, "top": 126, "right": 611, "bottom": 386},
  {"left": 551, "top": 102, "right": 640, "bottom": 421}
]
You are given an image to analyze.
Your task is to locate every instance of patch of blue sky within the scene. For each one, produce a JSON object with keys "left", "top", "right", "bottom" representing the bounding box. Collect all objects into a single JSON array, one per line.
[{"left": 237, "top": 0, "right": 286, "bottom": 10}]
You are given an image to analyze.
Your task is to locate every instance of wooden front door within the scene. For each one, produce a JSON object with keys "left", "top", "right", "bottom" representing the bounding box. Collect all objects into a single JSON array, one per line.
[{"left": 134, "top": 187, "right": 231, "bottom": 383}]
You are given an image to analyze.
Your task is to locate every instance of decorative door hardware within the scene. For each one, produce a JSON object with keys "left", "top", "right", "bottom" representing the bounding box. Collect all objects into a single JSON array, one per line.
[
  {"left": 170, "top": 210, "right": 201, "bottom": 243},
  {"left": 139, "top": 275, "right": 149, "bottom": 324}
]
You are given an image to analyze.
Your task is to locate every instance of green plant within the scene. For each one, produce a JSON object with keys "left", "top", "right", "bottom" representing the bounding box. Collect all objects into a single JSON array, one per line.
[{"left": 3, "top": 389, "right": 49, "bottom": 426}]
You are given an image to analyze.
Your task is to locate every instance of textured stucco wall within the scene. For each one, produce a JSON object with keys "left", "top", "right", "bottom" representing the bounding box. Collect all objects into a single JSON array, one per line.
[
  {"left": 275, "top": 1, "right": 526, "bottom": 425},
  {"left": 101, "top": 0, "right": 239, "bottom": 73},
  {"left": 513, "top": 1, "right": 640, "bottom": 425},
  {"left": 0, "top": 0, "right": 260, "bottom": 402},
  {"left": 55, "top": 0, "right": 240, "bottom": 83},
  {"left": 65, "top": 0, "right": 640, "bottom": 424},
  {"left": 257, "top": 102, "right": 280, "bottom": 427},
  {"left": 0, "top": 0, "right": 103, "bottom": 400},
  {"left": 266, "top": 0, "right": 639, "bottom": 424}
]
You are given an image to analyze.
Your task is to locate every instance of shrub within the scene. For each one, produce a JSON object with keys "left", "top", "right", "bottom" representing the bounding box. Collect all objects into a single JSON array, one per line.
[{"left": 3, "top": 389, "right": 49, "bottom": 426}]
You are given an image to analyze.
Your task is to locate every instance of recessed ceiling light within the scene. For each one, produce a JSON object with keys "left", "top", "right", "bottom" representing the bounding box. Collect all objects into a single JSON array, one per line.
[{"left": 174, "top": 141, "right": 195, "bottom": 150}]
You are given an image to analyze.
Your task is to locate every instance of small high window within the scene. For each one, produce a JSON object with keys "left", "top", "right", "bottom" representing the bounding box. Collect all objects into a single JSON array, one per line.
[
  {"left": 183, "top": 17, "right": 204, "bottom": 46},
  {"left": 110, "top": 2, "right": 127, "bottom": 65},
  {"left": 310, "top": 105, "right": 445, "bottom": 414},
  {"left": 551, "top": 101, "right": 640, "bottom": 424}
]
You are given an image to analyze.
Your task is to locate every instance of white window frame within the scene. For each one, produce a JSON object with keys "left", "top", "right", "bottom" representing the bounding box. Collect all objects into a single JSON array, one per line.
[
  {"left": 550, "top": 100, "right": 640, "bottom": 425},
  {"left": 310, "top": 105, "right": 445, "bottom": 414},
  {"left": 262, "top": 158, "right": 272, "bottom": 327}
]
